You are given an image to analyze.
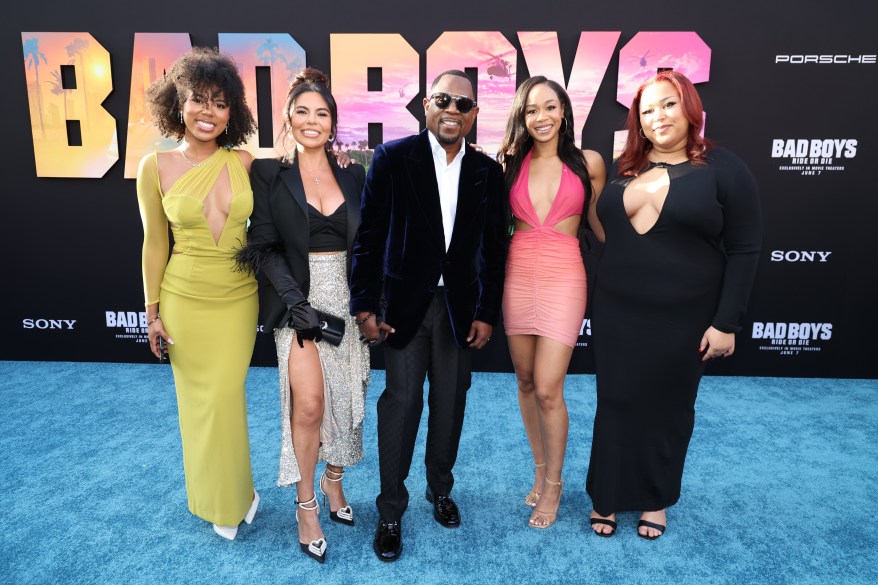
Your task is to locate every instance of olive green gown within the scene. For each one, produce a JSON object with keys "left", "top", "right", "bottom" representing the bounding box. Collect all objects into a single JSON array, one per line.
[{"left": 137, "top": 148, "right": 257, "bottom": 525}]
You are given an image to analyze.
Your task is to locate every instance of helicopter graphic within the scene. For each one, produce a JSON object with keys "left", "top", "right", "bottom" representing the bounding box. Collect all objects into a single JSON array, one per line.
[
  {"left": 480, "top": 50, "right": 515, "bottom": 80},
  {"left": 628, "top": 49, "right": 651, "bottom": 68}
]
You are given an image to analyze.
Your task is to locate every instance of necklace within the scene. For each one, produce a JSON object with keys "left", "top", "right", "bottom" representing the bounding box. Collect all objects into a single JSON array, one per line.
[
  {"left": 180, "top": 147, "right": 219, "bottom": 168},
  {"left": 300, "top": 157, "right": 324, "bottom": 184},
  {"left": 648, "top": 148, "right": 688, "bottom": 167}
]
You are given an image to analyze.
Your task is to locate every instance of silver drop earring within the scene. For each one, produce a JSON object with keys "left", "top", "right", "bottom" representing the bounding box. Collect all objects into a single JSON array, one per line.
[{"left": 179, "top": 111, "right": 183, "bottom": 123}]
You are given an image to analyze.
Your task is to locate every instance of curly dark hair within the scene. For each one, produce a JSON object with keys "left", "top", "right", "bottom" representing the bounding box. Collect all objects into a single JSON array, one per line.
[
  {"left": 278, "top": 67, "right": 339, "bottom": 157},
  {"left": 145, "top": 46, "right": 256, "bottom": 148}
]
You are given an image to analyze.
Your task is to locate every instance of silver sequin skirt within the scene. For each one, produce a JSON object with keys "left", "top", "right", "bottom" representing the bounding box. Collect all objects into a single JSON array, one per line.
[{"left": 274, "top": 252, "right": 370, "bottom": 486}]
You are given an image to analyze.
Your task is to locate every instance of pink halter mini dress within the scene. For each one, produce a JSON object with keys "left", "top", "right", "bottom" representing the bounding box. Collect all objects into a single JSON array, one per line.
[{"left": 502, "top": 150, "right": 587, "bottom": 348}]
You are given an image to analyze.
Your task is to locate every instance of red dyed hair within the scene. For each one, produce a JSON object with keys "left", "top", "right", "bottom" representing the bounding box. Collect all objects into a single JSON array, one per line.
[{"left": 616, "top": 70, "right": 712, "bottom": 177}]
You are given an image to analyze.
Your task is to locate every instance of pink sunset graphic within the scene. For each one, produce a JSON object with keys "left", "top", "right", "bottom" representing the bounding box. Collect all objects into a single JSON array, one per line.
[{"left": 614, "top": 32, "right": 711, "bottom": 159}]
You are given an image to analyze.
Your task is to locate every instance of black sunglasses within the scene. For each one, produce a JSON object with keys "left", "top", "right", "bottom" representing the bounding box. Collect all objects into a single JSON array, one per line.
[{"left": 429, "top": 92, "right": 477, "bottom": 114}]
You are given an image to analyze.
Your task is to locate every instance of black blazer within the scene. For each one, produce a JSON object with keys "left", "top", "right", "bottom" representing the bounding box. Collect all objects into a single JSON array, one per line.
[
  {"left": 349, "top": 130, "right": 508, "bottom": 350},
  {"left": 247, "top": 154, "right": 365, "bottom": 331}
]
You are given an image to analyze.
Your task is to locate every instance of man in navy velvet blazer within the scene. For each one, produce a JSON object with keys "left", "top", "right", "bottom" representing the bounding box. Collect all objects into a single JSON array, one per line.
[{"left": 350, "top": 70, "right": 507, "bottom": 562}]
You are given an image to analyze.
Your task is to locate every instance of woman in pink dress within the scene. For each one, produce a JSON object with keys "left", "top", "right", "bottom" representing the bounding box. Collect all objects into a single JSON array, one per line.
[{"left": 498, "top": 76, "right": 606, "bottom": 529}]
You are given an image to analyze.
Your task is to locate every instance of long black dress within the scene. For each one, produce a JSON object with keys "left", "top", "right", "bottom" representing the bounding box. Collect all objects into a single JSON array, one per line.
[{"left": 586, "top": 147, "right": 761, "bottom": 516}]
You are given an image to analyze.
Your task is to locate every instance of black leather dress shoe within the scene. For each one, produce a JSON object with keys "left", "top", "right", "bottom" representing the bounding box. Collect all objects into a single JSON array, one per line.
[
  {"left": 373, "top": 519, "right": 402, "bottom": 562},
  {"left": 425, "top": 486, "right": 461, "bottom": 528}
]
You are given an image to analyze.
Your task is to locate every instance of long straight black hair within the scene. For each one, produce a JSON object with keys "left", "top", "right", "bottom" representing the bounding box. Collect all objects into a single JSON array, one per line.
[{"left": 497, "top": 76, "right": 593, "bottom": 214}]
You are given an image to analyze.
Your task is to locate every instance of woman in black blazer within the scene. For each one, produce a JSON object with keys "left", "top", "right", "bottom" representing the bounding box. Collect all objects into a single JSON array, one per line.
[{"left": 236, "top": 68, "right": 367, "bottom": 563}]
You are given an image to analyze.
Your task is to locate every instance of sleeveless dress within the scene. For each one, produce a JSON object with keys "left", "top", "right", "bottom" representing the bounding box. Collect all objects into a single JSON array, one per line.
[
  {"left": 137, "top": 148, "right": 258, "bottom": 526},
  {"left": 586, "top": 149, "right": 761, "bottom": 515},
  {"left": 503, "top": 151, "right": 587, "bottom": 347}
]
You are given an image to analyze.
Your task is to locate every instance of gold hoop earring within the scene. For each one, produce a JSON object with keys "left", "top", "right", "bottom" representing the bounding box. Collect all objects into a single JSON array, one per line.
[
  {"left": 561, "top": 118, "right": 569, "bottom": 136},
  {"left": 281, "top": 131, "right": 294, "bottom": 162}
]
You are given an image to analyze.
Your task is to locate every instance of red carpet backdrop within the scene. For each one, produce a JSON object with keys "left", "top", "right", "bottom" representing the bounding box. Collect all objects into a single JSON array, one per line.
[{"left": 7, "top": 0, "right": 876, "bottom": 378}]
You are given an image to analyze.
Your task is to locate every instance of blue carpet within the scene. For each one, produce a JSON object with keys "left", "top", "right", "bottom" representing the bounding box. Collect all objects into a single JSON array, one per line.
[{"left": 0, "top": 362, "right": 876, "bottom": 584}]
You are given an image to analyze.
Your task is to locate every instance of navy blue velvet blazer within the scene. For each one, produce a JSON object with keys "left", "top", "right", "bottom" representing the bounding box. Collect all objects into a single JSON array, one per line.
[{"left": 349, "top": 130, "right": 508, "bottom": 350}]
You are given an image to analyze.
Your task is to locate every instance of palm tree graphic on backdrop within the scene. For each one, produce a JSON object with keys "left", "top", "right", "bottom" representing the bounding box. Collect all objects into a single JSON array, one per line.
[
  {"left": 256, "top": 37, "right": 304, "bottom": 83},
  {"left": 256, "top": 37, "right": 304, "bottom": 137},
  {"left": 46, "top": 70, "right": 70, "bottom": 124},
  {"left": 66, "top": 37, "right": 90, "bottom": 126},
  {"left": 257, "top": 38, "right": 285, "bottom": 68},
  {"left": 23, "top": 38, "right": 47, "bottom": 137}
]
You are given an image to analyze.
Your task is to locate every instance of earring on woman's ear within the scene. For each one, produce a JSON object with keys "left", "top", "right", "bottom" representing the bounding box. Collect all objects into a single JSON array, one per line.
[
  {"left": 179, "top": 111, "right": 183, "bottom": 123},
  {"left": 639, "top": 127, "right": 646, "bottom": 138},
  {"left": 561, "top": 117, "right": 569, "bottom": 136}
]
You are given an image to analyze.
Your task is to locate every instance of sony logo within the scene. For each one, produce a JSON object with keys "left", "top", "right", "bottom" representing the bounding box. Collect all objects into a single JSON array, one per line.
[
  {"left": 775, "top": 55, "right": 876, "bottom": 64},
  {"left": 770, "top": 251, "right": 831, "bottom": 262},
  {"left": 23, "top": 318, "right": 76, "bottom": 330}
]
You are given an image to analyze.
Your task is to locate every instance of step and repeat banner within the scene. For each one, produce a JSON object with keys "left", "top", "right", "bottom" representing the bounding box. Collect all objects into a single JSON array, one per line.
[{"left": 6, "top": 0, "right": 876, "bottom": 377}]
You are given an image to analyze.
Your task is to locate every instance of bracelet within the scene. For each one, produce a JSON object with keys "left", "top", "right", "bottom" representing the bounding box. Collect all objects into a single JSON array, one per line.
[
  {"left": 147, "top": 313, "right": 161, "bottom": 326},
  {"left": 355, "top": 311, "right": 374, "bottom": 325}
]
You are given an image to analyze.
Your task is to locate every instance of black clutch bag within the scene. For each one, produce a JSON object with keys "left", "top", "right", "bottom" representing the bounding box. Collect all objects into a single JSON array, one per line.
[{"left": 315, "top": 310, "right": 345, "bottom": 347}]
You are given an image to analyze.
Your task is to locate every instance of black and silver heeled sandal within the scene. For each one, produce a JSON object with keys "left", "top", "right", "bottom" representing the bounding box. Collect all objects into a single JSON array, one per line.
[
  {"left": 320, "top": 467, "right": 354, "bottom": 526},
  {"left": 295, "top": 495, "right": 327, "bottom": 563}
]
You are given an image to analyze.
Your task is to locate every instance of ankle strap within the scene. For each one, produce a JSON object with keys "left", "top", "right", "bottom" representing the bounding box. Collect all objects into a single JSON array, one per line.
[
  {"left": 534, "top": 461, "right": 546, "bottom": 468},
  {"left": 545, "top": 477, "right": 563, "bottom": 486},
  {"left": 323, "top": 468, "right": 344, "bottom": 481},
  {"left": 296, "top": 495, "right": 319, "bottom": 511}
]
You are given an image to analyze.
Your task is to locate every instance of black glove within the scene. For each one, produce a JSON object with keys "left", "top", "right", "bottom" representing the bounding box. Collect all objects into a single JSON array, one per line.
[
  {"left": 287, "top": 299, "right": 323, "bottom": 347},
  {"left": 260, "top": 250, "right": 323, "bottom": 347}
]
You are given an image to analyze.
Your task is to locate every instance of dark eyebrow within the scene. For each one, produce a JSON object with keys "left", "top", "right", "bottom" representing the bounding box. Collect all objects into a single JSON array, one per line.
[
  {"left": 294, "top": 105, "right": 331, "bottom": 114},
  {"left": 191, "top": 91, "right": 226, "bottom": 101},
  {"left": 525, "top": 99, "right": 559, "bottom": 108},
  {"left": 642, "top": 95, "right": 677, "bottom": 109}
]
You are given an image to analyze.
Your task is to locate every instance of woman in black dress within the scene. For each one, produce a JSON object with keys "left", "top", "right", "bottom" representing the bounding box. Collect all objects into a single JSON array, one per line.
[{"left": 586, "top": 71, "right": 761, "bottom": 539}]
